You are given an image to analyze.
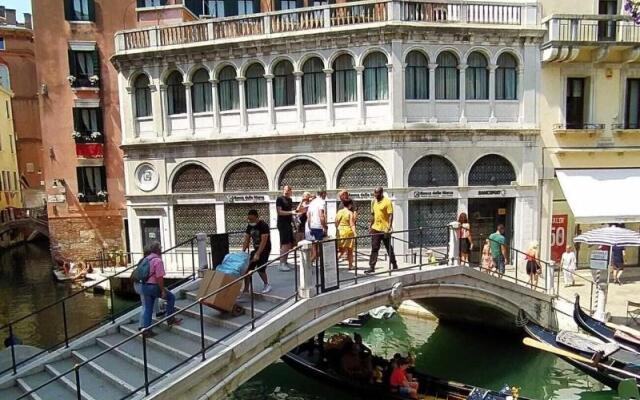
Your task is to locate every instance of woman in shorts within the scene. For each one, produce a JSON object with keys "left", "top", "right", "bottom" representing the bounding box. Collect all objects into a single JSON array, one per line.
[{"left": 525, "top": 241, "right": 541, "bottom": 289}]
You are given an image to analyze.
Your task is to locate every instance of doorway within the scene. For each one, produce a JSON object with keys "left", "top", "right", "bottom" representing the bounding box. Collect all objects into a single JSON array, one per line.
[
  {"left": 140, "top": 219, "right": 161, "bottom": 251},
  {"left": 468, "top": 198, "right": 514, "bottom": 264}
]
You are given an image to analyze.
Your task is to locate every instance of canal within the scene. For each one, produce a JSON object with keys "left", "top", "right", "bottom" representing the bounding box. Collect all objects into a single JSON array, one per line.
[{"left": 0, "top": 241, "right": 618, "bottom": 399}]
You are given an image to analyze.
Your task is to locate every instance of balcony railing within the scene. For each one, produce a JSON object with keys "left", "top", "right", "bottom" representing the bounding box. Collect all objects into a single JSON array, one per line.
[
  {"left": 545, "top": 14, "right": 640, "bottom": 43},
  {"left": 116, "top": 0, "right": 536, "bottom": 52}
]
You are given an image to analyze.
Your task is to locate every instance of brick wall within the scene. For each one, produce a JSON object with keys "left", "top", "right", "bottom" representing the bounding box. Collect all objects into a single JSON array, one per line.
[{"left": 49, "top": 216, "right": 124, "bottom": 262}]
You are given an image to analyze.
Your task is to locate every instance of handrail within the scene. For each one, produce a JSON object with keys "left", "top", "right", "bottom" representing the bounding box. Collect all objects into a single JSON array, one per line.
[
  {"left": 15, "top": 245, "right": 303, "bottom": 400},
  {"left": 1, "top": 236, "right": 199, "bottom": 376}
]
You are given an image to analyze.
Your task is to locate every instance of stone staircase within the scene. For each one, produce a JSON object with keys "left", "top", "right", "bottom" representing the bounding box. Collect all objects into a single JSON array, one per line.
[{"left": 0, "top": 278, "right": 288, "bottom": 400}]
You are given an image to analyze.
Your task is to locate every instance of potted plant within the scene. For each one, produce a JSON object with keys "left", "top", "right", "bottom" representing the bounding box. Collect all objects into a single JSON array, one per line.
[
  {"left": 67, "top": 75, "right": 77, "bottom": 86},
  {"left": 97, "top": 190, "right": 108, "bottom": 202},
  {"left": 89, "top": 75, "right": 100, "bottom": 86},
  {"left": 77, "top": 192, "right": 85, "bottom": 201},
  {"left": 90, "top": 131, "right": 102, "bottom": 141},
  {"left": 72, "top": 131, "right": 82, "bottom": 140}
]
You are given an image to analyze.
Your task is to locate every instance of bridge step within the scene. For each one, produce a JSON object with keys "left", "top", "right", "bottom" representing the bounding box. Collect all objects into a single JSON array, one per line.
[
  {"left": 165, "top": 313, "right": 236, "bottom": 345},
  {"left": 96, "top": 333, "right": 184, "bottom": 373},
  {"left": 0, "top": 386, "right": 25, "bottom": 400},
  {"left": 48, "top": 357, "right": 128, "bottom": 400},
  {"left": 119, "top": 323, "right": 201, "bottom": 360},
  {"left": 175, "top": 299, "right": 262, "bottom": 329},
  {"left": 17, "top": 370, "right": 80, "bottom": 400},
  {"left": 185, "top": 290, "right": 284, "bottom": 305},
  {"left": 73, "top": 344, "right": 161, "bottom": 391}
]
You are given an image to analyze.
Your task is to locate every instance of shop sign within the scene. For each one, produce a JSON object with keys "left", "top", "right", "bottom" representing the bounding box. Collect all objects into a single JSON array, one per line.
[
  {"left": 590, "top": 249, "right": 609, "bottom": 270},
  {"left": 321, "top": 240, "right": 339, "bottom": 291},
  {"left": 550, "top": 215, "right": 568, "bottom": 263},
  {"left": 47, "top": 194, "right": 66, "bottom": 203},
  {"left": 349, "top": 192, "right": 374, "bottom": 200},
  {"left": 413, "top": 190, "right": 456, "bottom": 199},
  {"left": 226, "top": 195, "right": 266, "bottom": 203},
  {"left": 474, "top": 189, "right": 507, "bottom": 197}
]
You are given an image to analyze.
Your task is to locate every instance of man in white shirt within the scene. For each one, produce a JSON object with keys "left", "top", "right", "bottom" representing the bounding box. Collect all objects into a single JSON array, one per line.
[
  {"left": 561, "top": 245, "right": 577, "bottom": 287},
  {"left": 306, "top": 188, "right": 327, "bottom": 260}
]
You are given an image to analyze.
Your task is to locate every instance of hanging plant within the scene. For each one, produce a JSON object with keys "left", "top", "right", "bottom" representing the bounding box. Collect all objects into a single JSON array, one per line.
[{"left": 625, "top": 0, "right": 640, "bottom": 24}]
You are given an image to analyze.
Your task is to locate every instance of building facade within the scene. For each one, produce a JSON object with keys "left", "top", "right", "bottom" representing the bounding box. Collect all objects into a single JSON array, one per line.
[
  {"left": 538, "top": 0, "right": 640, "bottom": 267},
  {"left": 113, "top": 0, "right": 544, "bottom": 262},
  {"left": 0, "top": 7, "right": 43, "bottom": 208},
  {"left": 32, "top": 0, "right": 140, "bottom": 260},
  {"left": 0, "top": 84, "right": 21, "bottom": 210}
]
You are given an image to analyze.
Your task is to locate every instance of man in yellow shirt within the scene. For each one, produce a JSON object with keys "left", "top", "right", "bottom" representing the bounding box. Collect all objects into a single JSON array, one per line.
[{"left": 367, "top": 187, "right": 397, "bottom": 273}]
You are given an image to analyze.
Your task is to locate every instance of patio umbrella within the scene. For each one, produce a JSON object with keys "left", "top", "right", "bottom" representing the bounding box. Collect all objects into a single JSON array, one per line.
[{"left": 573, "top": 226, "right": 640, "bottom": 247}]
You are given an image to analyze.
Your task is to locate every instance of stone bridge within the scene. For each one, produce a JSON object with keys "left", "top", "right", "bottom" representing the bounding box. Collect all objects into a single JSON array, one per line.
[
  {"left": 0, "top": 243, "right": 570, "bottom": 400},
  {"left": 0, "top": 217, "right": 49, "bottom": 240}
]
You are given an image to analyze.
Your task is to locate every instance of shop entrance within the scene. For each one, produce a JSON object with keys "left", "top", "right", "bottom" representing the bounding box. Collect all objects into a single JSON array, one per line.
[{"left": 468, "top": 198, "right": 514, "bottom": 264}]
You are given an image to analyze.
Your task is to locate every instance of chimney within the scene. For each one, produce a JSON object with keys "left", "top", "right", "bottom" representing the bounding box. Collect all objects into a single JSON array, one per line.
[
  {"left": 5, "top": 9, "right": 16, "bottom": 26},
  {"left": 24, "top": 13, "right": 32, "bottom": 29}
]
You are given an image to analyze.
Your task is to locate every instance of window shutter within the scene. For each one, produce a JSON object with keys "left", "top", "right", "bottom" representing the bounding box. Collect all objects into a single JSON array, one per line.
[
  {"left": 91, "top": 50, "right": 100, "bottom": 77},
  {"left": 99, "top": 167, "right": 107, "bottom": 192},
  {"left": 76, "top": 168, "right": 85, "bottom": 194},
  {"left": 72, "top": 108, "right": 80, "bottom": 132},
  {"left": 64, "top": 0, "right": 72, "bottom": 20},
  {"left": 68, "top": 49, "right": 76, "bottom": 77},
  {"left": 88, "top": 0, "right": 96, "bottom": 21},
  {"left": 97, "top": 108, "right": 104, "bottom": 134}
]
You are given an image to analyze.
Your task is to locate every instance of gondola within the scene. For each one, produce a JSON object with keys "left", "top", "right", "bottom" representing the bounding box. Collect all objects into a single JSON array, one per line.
[
  {"left": 524, "top": 322, "right": 640, "bottom": 390},
  {"left": 574, "top": 295, "right": 640, "bottom": 353},
  {"left": 282, "top": 341, "right": 530, "bottom": 400}
]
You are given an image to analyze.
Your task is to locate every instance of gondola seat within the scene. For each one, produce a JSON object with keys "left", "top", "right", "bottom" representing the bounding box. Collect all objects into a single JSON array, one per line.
[{"left": 628, "top": 301, "right": 640, "bottom": 325}]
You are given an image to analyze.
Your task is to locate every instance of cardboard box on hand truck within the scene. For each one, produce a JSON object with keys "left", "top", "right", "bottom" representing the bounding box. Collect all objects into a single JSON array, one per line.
[{"left": 197, "top": 270, "right": 243, "bottom": 314}]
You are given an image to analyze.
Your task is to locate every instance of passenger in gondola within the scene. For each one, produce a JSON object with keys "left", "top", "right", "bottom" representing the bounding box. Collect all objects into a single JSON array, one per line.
[
  {"left": 390, "top": 358, "right": 419, "bottom": 399},
  {"left": 341, "top": 341, "right": 371, "bottom": 382},
  {"left": 353, "top": 333, "right": 371, "bottom": 356}
]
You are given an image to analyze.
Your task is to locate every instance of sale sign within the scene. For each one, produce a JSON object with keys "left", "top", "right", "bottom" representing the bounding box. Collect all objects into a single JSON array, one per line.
[{"left": 551, "top": 215, "right": 568, "bottom": 262}]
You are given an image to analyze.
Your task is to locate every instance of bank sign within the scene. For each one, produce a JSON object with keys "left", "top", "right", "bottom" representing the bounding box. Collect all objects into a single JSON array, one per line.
[{"left": 412, "top": 190, "right": 457, "bottom": 199}]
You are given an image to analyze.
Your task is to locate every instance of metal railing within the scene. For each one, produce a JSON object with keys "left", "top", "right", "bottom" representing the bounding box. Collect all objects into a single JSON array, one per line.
[
  {"left": 0, "top": 237, "right": 198, "bottom": 377},
  {"left": 116, "top": 0, "right": 535, "bottom": 52},
  {"left": 545, "top": 14, "right": 640, "bottom": 44}
]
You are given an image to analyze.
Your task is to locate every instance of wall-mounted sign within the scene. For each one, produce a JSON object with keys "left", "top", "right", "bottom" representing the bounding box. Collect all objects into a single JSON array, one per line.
[
  {"left": 550, "top": 215, "right": 568, "bottom": 263},
  {"left": 226, "top": 195, "right": 266, "bottom": 203},
  {"left": 590, "top": 249, "right": 609, "bottom": 270},
  {"left": 474, "top": 189, "right": 507, "bottom": 197},
  {"left": 135, "top": 163, "right": 159, "bottom": 192},
  {"left": 349, "top": 192, "right": 374, "bottom": 200},
  {"left": 47, "top": 194, "right": 66, "bottom": 203},
  {"left": 412, "top": 190, "right": 457, "bottom": 199}
]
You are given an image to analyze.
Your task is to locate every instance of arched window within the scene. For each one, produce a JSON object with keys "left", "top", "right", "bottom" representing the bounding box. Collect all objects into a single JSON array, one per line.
[
  {"left": 496, "top": 53, "right": 518, "bottom": 100},
  {"left": 302, "top": 58, "right": 325, "bottom": 105},
  {"left": 337, "top": 157, "right": 387, "bottom": 188},
  {"left": 133, "top": 74, "right": 152, "bottom": 118},
  {"left": 278, "top": 159, "right": 326, "bottom": 189},
  {"left": 466, "top": 52, "right": 488, "bottom": 100},
  {"left": 218, "top": 66, "right": 239, "bottom": 111},
  {"left": 273, "top": 60, "right": 295, "bottom": 107},
  {"left": 0, "top": 65, "right": 10, "bottom": 89},
  {"left": 166, "top": 71, "right": 186, "bottom": 115},
  {"left": 408, "top": 155, "right": 457, "bottom": 187},
  {"left": 332, "top": 54, "right": 356, "bottom": 103},
  {"left": 405, "top": 51, "right": 428, "bottom": 100},
  {"left": 363, "top": 52, "right": 388, "bottom": 101},
  {"left": 172, "top": 164, "right": 215, "bottom": 193},
  {"left": 191, "top": 69, "right": 212, "bottom": 113},
  {"left": 223, "top": 162, "right": 269, "bottom": 192},
  {"left": 245, "top": 64, "right": 267, "bottom": 109},
  {"left": 468, "top": 154, "right": 516, "bottom": 186},
  {"left": 435, "top": 52, "right": 459, "bottom": 100}
]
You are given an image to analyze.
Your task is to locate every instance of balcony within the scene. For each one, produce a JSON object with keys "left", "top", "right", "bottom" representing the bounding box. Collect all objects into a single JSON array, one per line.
[
  {"left": 543, "top": 14, "right": 640, "bottom": 63},
  {"left": 553, "top": 123, "right": 605, "bottom": 136},
  {"left": 116, "top": 0, "right": 538, "bottom": 53}
]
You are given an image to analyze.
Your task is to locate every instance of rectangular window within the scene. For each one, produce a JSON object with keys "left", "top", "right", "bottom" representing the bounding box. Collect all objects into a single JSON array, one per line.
[
  {"left": 137, "top": 0, "right": 166, "bottom": 7},
  {"left": 77, "top": 166, "right": 107, "bottom": 202},
  {"left": 9, "top": 135, "right": 14, "bottom": 154},
  {"left": 0, "top": 38, "right": 5, "bottom": 51},
  {"left": 12, "top": 172, "right": 16, "bottom": 191},
  {"left": 5, "top": 100, "right": 9, "bottom": 119},
  {"left": 69, "top": 49, "right": 99, "bottom": 87},
  {"left": 238, "top": 0, "right": 256, "bottom": 15},
  {"left": 626, "top": 79, "right": 640, "bottom": 129},
  {"left": 73, "top": 108, "right": 103, "bottom": 142},
  {"left": 65, "top": 0, "right": 95, "bottom": 22},
  {"left": 566, "top": 78, "right": 586, "bottom": 129},
  {"left": 203, "top": 0, "right": 225, "bottom": 17},
  {"left": 598, "top": 0, "right": 618, "bottom": 41}
]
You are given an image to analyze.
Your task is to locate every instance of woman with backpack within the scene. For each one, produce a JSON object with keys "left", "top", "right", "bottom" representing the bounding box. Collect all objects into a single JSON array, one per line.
[{"left": 136, "top": 242, "right": 182, "bottom": 337}]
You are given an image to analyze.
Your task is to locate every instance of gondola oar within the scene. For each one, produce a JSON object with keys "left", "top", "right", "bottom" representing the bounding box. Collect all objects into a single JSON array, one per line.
[
  {"left": 606, "top": 322, "right": 640, "bottom": 340},
  {"left": 523, "top": 338, "right": 640, "bottom": 380}
]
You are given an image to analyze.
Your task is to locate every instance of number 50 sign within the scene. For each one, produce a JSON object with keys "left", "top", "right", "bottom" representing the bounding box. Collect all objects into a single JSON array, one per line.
[{"left": 551, "top": 215, "right": 568, "bottom": 262}]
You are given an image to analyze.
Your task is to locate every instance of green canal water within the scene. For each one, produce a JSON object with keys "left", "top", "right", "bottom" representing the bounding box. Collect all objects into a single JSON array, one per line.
[
  {"left": 231, "top": 314, "right": 617, "bottom": 400},
  {"left": 0, "top": 242, "right": 619, "bottom": 400}
]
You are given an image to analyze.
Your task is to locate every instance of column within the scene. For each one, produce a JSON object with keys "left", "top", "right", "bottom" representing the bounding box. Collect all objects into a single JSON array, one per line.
[
  {"left": 390, "top": 39, "right": 404, "bottom": 125},
  {"left": 458, "top": 63, "right": 467, "bottom": 124},
  {"left": 211, "top": 79, "right": 221, "bottom": 134},
  {"left": 387, "top": 63, "right": 395, "bottom": 125},
  {"left": 160, "top": 84, "right": 170, "bottom": 136},
  {"left": 124, "top": 86, "right": 136, "bottom": 139},
  {"left": 324, "top": 68, "right": 334, "bottom": 126},
  {"left": 355, "top": 65, "right": 365, "bottom": 125},
  {"left": 184, "top": 81, "right": 194, "bottom": 134},
  {"left": 237, "top": 77, "right": 247, "bottom": 131},
  {"left": 488, "top": 64, "right": 497, "bottom": 124},
  {"left": 294, "top": 71, "right": 304, "bottom": 127},
  {"left": 265, "top": 74, "right": 275, "bottom": 130},
  {"left": 518, "top": 66, "right": 525, "bottom": 124},
  {"left": 428, "top": 63, "right": 437, "bottom": 123}
]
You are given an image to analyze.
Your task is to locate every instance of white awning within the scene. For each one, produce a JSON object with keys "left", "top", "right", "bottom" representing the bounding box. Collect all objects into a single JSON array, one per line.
[{"left": 556, "top": 169, "right": 640, "bottom": 224}]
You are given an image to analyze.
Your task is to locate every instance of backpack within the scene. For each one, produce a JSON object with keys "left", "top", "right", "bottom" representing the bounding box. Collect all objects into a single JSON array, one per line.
[{"left": 131, "top": 257, "right": 152, "bottom": 284}]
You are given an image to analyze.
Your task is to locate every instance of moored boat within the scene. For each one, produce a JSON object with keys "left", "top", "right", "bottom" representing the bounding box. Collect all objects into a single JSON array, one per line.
[
  {"left": 574, "top": 296, "right": 640, "bottom": 353},
  {"left": 523, "top": 322, "right": 640, "bottom": 390},
  {"left": 282, "top": 340, "right": 530, "bottom": 399}
]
